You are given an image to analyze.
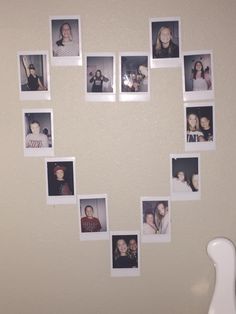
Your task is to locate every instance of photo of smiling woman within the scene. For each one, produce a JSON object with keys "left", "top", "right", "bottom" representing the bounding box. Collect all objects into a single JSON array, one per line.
[
  {"left": 112, "top": 235, "right": 138, "bottom": 269},
  {"left": 152, "top": 26, "right": 179, "bottom": 59},
  {"left": 183, "top": 51, "right": 214, "bottom": 101},
  {"left": 170, "top": 154, "right": 200, "bottom": 200},
  {"left": 50, "top": 16, "right": 82, "bottom": 66},
  {"left": 53, "top": 22, "right": 79, "bottom": 57},
  {"left": 150, "top": 18, "right": 181, "bottom": 68},
  {"left": 184, "top": 103, "right": 215, "bottom": 151},
  {"left": 141, "top": 197, "right": 171, "bottom": 243},
  {"left": 110, "top": 232, "right": 140, "bottom": 277}
]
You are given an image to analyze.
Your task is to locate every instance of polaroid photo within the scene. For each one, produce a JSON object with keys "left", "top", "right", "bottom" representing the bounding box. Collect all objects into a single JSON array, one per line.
[
  {"left": 150, "top": 17, "right": 181, "bottom": 68},
  {"left": 184, "top": 102, "right": 216, "bottom": 151},
  {"left": 50, "top": 15, "right": 82, "bottom": 66},
  {"left": 22, "top": 109, "right": 54, "bottom": 157},
  {"left": 141, "top": 197, "right": 171, "bottom": 243},
  {"left": 182, "top": 50, "right": 214, "bottom": 101},
  {"left": 110, "top": 231, "right": 140, "bottom": 277},
  {"left": 170, "top": 153, "right": 200, "bottom": 201},
  {"left": 45, "top": 157, "right": 76, "bottom": 205},
  {"left": 85, "top": 53, "right": 116, "bottom": 102},
  {"left": 119, "top": 52, "right": 150, "bottom": 102},
  {"left": 18, "top": 51, "right": 50, "bottom": 100},
  {"left": 78, "top": 194, "right": 109, "bottom": 241}
]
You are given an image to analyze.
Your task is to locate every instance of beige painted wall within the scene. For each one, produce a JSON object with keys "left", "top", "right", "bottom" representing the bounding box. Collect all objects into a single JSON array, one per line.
[{"left": 1, "top": 1, "right": 236, "bottom": 313}]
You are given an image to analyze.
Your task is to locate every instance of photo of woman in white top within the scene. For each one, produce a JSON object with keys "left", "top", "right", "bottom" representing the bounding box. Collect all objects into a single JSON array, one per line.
[
  {"left": 143, "top": 211, "right": 158, "bottom": 234},
  {"left": 53, "top": 21, "right": 80, "bottom": 57},
  {"left": 192, "top": 60, "right": 211, "bottom": 91},
  {"left": 155, "top": 202, "right": 170, "bottom": 235}
]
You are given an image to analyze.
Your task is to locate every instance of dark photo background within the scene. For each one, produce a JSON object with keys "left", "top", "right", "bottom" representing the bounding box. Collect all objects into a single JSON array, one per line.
[
  {"left": 172, "top": 157, "right": 198, "bottom": 180},
  {"left": 184, "top": 54, "right": 212, "bottom": 91},
  {"left": 47, "top": 161, "right": 74, "bottom": 196},
  {"left": 151, "top": 20, "right": 179, "bottom": 56},
  {"left": 19, "top": 54, "right": 48, "bottom": 91}
]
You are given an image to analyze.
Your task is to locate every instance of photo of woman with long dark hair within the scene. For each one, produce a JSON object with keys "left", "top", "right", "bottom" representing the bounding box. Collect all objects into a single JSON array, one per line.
[
  {"left": 184, "top": 104, "right": 215, "bottom": 151},
  {"left": 52, "top": 19, "right": 80, "bottom": 57},
  {"left": 89, "top": 69, "right": 109, "bottom": 92},
  {"left": 155, "top": 202, "right": 170, "bottom": 235},
  {"left": 150, "top": 18, "right": 181, "bottom": 68},
  {"left": 192, "top": 60, "right": 211, "bottom": 91},
  {"left": 112, "top": 236, "right": 138, "bottom": 269},
  {"left": 183, "top": 52, "right": 214, "bottom": 101},
  {"left": 86, "top": 55, "right": 114, "bottom": 97}
]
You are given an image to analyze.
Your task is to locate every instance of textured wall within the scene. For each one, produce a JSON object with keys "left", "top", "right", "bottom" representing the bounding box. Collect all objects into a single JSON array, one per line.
[{"left": 0, "top": 1, "right": 236, "bottom": 313}]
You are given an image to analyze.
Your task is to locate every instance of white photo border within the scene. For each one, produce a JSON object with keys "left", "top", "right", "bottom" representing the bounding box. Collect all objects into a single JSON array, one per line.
[
  {"left": 110, "top": 230, "right": 140, "bottom": 277},
  {"left": 78, "top": 194, "right": 109, "bottom": 241},
  {"left": 119, "top": 52, "right": 150, "bottom": 102},
  {"left": 182, "top": 50, "right": 214, "bottom": 101},
  {"left": 184, "top": 102, "right": 216, "bottom": 151},
  {"left": 150, "top": 16, "right": 181, "bottom": 68},
  {"left": 17, "top": 51, "right": 51, "bottom": 101},
  {"left": 22, "top": 108, "right": 54, "bottom": 157},
  {"left": 49, "top": 15, "right": 82, "bottom": 66},
  {"left": 85, "top": 53, "right": 116, "bottom": 102},
  {"left": 140, "top": 196, "right": 171, "bottom": 243},
  {"left": 170, "top": 153, "right": 201, "bottom": 201},
  {"left": 45, "top": 157, "right": 76, "bottom": 205}
]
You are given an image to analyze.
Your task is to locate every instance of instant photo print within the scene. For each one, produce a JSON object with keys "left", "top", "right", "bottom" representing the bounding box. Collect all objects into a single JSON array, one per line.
[
  {"left": 184, "top": 102, "right": 215, "bottom": 151},
  {"left": 170, "top": 153, "right": 200, "bottom": 201},
  {"left": 85, "top": 53, "right": 116, "bottom": 102},
  {"left": 119, "top": 52, "right": 150, "bottom": 102},
  {"left": 182, "top": 50, "right": 214, "bottom": 101},
  {"left": 50, "top": 15, "right": 82, "bottom": 66},
  {"left": 23, "top": 108, "right": 54, "bottom": 157},
  {"left": 78, "top": 194, "right": 109, "bottom": 241},
  {"left": 110, "top": 231, "right": 140, "bottom": 277},
  {"left": 141, "top": 197, "right": 171, "bottom": 243},
  {"left": 45, "top": 157, "right": 76, "bottom": 205},
  {"left": 150, "top": 17, "right": 181, "bottom": 68},
  {"left": 18, "top": 51, "right": 50, "bottom": 100}
]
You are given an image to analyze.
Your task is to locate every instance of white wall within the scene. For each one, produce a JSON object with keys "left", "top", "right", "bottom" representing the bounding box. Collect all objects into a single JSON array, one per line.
[{"left": 1, "top": 1, "right": 236, "bottom": 313}]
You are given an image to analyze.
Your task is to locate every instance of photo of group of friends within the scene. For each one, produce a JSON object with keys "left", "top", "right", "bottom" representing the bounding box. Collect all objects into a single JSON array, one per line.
[
  {"left": 111, "top": 232, "right": 140, "bottom": 277},
  {"left": 119, "top": 53, "right": 149, "bottom": 102},
  {"left": 185, "top": 103, "right": 215, "bottom": 151},
  {"left": 141, "top": 198, "right": 170, "bottom": 243},
  {"left": 170, "top": 154, "right": 200, "bottom": 201},
  {"left": 18, "top": 15, "right": 217, "bottom": 276}
]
